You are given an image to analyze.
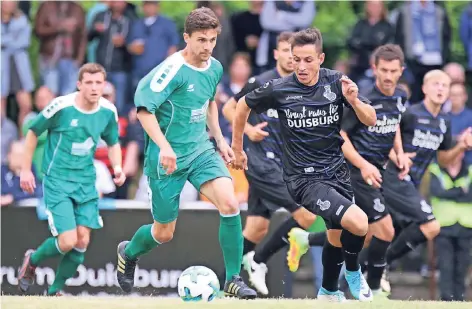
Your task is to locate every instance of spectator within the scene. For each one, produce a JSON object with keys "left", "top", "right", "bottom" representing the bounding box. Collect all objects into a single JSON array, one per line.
[
  {"left": 215, "top": 52, "right": 252, "bottom": 142},
  {"left": 459, "top": 3, "right": 472, "bottom": 74},
  {"left": 230, "top": 0, "right": 263, "bottom": 73},
  {"left": 85, "top": 0, "right": 108, "bottom": 63},
  {"left": 448, "top": 82, "right": 472, "bottom": 166},
  {"left": 89, "top": 1, "right": 134, "bottom": 115},
  {"left": 1, "top": 140, "right": 42, "bottom": 206},
  {"left": 429, "top": 153, "right": 472, "bottom": 302},
  {"left": 442, "top": 63, "right": 467, "bottom": 112},
  {"left": 207, "top": 2, "right": 236, "bottom": 71},
  {"left": 21, "top": 86, "right": 55, "bottom": 180},
  {"left": 257, "top": 1, "right": 315, "bottom": 71},
  {"left": 35, "top": 1, "right": 86, "bottom": 96},
  {"left": 1, "top": 0, "right": 34, "bottom": 128},
  {"left": 127, "top": 1, "right": 179, "bottom": 92},
  {"left": 1, "top": 109, "right": 18, "bottom": 165},
  {"left": 347, "top": 0, "right": 394, "bottom": 83},
  {"left": 94, "top": 82, "right": 143, "bottom": 199},
  {"left": 395, "top": 0, "right": 451, "bottom": 104}
]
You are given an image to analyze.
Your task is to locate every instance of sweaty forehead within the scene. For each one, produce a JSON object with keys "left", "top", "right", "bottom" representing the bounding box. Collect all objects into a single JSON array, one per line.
[{"left": 192, "top": 29, "right": 218, "bottom": 39}]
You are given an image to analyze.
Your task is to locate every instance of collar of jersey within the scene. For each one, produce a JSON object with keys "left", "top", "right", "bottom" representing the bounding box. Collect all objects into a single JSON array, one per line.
[{"left": 178, "top": 51, "right": 211, "bottom": 72}]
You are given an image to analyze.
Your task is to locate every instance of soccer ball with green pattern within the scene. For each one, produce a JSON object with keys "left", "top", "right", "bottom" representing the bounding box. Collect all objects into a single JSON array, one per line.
[{"left": 178, "top": 266, "right": 220, "bottom": 302}]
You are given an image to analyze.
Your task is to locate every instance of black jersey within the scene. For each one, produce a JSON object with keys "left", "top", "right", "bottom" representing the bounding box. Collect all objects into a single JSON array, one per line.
[
  {"left": 245, "top": 68, "right": 370, "bottom": 180},
  {"left": 233, "top": 69, "right": 283, "bottom": 173},
  {"left": 389, "top": 102, "right": 454, "bottom": 187},
  {"left": 342, "top": 84, "right": 407, "bottom": 169}
]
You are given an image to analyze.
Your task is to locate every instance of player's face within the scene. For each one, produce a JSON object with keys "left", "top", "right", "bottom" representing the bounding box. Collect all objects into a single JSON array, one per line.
[
  {"left": 373, "top": 59, "right": 403, "bottom": 93},
  {"left": 274, "top": 41, "right": 294, "bottom": 73},
  {"left": 77, "top": 72, "right": 106, "bottom": 104},
  {"left": 422, "top": 76, "right": 451, "bottom": 106},
  {"left": 449, "top": 84, "right": 468, "bottom": 110},
  {"left": 184, "top": 29, "right": 218, "bottom": 62},
  {"left": 292, "top": 44, "right": 325, "bottom": 86}
]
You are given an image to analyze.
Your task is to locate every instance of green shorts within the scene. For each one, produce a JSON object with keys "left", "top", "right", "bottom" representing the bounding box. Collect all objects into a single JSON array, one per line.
[
  {"left": 43, "top": 176, "right": 102, "bottom": 236},
  {"left": 148, "top": 149, "right": 231, "bottom": 223}
]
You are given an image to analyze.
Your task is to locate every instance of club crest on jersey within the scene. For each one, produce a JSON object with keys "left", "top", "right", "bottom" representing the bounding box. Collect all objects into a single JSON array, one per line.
[
  {"left": 397, "top": 97, "right": 406, "bottom": 112},
  {"left": 439, "top": 118, "right": 447, "bottom": 134},
  {"left": 323, "top": 85, "right": 336, "bottom": 102},
  {"left": 248, "top": 77, "right": 256, "bottom": 84}
]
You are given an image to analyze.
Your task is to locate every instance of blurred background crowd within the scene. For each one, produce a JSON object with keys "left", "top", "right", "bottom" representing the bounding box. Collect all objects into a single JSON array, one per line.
[{"left": 1, "top": 0, "right": 472, "bottom": 300}]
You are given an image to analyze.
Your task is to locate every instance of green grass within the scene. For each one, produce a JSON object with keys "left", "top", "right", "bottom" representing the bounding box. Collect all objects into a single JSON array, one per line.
[{"left": 1, "top": 296, "right": 470, "bottom": 309}]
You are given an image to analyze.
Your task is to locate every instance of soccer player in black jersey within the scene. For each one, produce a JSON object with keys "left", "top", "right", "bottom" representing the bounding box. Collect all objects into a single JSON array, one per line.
[
  {"left": 382, "top": 70, "right": 472, "bottom": 279},
  {"left": 232, "top": 28, "right": 377, "bottom": 302},
  {"left": 222, "top": 32, "right": 316, "bottom": 295},
  {"left": 286, "top": 44, "right": 411, "bottom": 296}
]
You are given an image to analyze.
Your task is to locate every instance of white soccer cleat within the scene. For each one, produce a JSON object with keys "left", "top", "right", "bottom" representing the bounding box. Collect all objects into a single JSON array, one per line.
[
  {"left": 242, "top": 251, "right": 269, "bottom": 295},
  {"left": 380, "top": 269, "right": 391, "bottom": 294}
]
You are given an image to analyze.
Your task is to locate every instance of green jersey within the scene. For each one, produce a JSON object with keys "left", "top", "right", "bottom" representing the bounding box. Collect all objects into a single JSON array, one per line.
[
  {"left": 29, "top": 92, "right": 119, "bottom": 184},
  {"left": 135, "top": 52, "right": 224, "bottom": 178}
]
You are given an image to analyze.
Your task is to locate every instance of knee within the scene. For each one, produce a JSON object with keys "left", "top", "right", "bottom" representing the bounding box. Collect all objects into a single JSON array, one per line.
[
  {"left": 218, "top": 195, "right": 239, "bottom": 216},
  {"left": 76, "top": 232, "right": 90, "bottom": 250},
  {"left": 58, "top": 233, "right": 78, "bottom": 253},
  {"left": 152, "top": 225, "right": 174, "bottom": 244},
  {"left": 421, "top": 220, "right": 441, "bottom": 240},
  {"left": 341, "top": 205, "right": 368, "bottom": 236},
  {"left": 243, "top": 225, "right": 269, "bottom": 243}
]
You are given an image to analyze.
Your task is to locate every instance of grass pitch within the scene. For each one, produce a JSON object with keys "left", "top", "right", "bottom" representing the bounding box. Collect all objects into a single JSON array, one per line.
[{"left": 1, "top": 296, "right": 470, "bottom": 309}]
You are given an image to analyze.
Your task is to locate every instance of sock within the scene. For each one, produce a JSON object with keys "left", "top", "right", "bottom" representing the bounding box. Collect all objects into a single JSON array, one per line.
[
  {"left": 242, "top": 237, "right": 256, "bottom": 256},
  {"left": 340, "top": 230, "right": 366, "bottom": 272},
  {"left": 253, "top": 218, "right": 299, "bottom": 264},
  {"left": 358, "top": 248, "right": 369, "bottom": 273},
  {"left": 219, "top": 213, "right": 243, "bottom": 281},
  {"left": 386, "top": 223, "right": 426, "bottom": 264},
  {"left": 48, "top": 248, "right": 85, "bottom": 294},
  {"left": 308, "top": 231, "right": 326, "bottom": 246},
  {"left": 367, "top": 237, "right": 391, "bottom": 290},
  {"left": 124, "top": 224, "right": 160, "bottom": 260},
  {"left": 30, "top": 237, "right": 64, "bottom": 266},
  {"left": 321, "top": 241, "right": 344, "bottom": 292}
]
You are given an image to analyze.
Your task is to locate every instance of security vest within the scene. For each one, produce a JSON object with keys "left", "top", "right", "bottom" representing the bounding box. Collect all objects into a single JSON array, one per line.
[{"left": 429, "top": 163, "right": 472, "bottom": 228}]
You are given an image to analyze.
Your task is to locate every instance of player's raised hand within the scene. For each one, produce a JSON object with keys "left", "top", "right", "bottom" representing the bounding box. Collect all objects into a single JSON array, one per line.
[
  {"left": 20, "top": 169, "right": 36, "bottom": 194},
  {"left": 160, "top": 146, "right": 177, "bottom": 175},
  {"left": 113, "top": 166, "right": 127, "bottom": 187},
  {"left": 231, "top": 148, "right": 248, "bottom": 171},
  {"left": 217, "top": 139, "right": 235, "bottom": 165},
  {"left": 246, "top": 122, "right": 269, "bottom": 142},
  {"left": 360, "top": 161, "right": 382, "bottom": 188},
  {"left": 340, "top": 75, "right": 359, "bottom": 104}
]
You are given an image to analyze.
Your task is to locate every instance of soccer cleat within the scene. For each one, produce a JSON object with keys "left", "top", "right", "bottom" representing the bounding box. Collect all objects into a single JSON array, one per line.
[
  {"left": 380, "top": 267, "right": 391, "bottom": 294},
  {"left": 372, "top": 289, "right": 390, "bottom": 300},
  {"left": 317, "top": 287, "right": 347, "bottom": 302},
  {"left": 17, "top": 249, "right": 37, "bottom": 293},
  {"left": 287, "top": 228, "right": 309, "bottom": 272},
  {"left": 242, "top": 251, "right": 269, "bottom": 295},
  {"left": 47, "top": 291, "right": 63, "bottom": 296},
  {"left": 116, "top": 241, "right": 138, "bottom": 293},
  {"left": 224, "top": 275, "right": 257, "bottom": 299},
  {"left": 344, "top": 269, "right": 373, "bottom": 301}
]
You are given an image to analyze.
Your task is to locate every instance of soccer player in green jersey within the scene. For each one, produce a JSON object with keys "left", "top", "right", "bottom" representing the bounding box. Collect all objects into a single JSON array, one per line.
[
  {"left": 115, "top": 7, "right": 256, "bottom": 299},
  {"left": 17, "top": 63, "right": 126, "bottom": 295}
]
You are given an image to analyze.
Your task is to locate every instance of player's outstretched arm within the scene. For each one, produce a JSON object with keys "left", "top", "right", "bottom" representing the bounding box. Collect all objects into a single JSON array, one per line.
[
  {"left": 437, "top": 128, "right": 472, "bottom": 167},
  {"left": 231, "top": 96, "right": 252, "bottom": 170},
  {"left": 20, "top": 130, "right": 38, "bottom": 194},
  {"left": 340, "top": 76, "right": 376, "bottom": 127},
  {"left": 207, "top": 100, "right": 235, "bottom": 164}
]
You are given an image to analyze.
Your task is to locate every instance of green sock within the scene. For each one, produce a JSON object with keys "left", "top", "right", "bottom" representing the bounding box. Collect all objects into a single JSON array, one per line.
[
  {"left": 30, "top": 237, "right": 64, "bottom": 266},
  {"left": 124, "top": 224, "right": 160, "bottom": 260},
  {"left": 48, "top": 248, "right": 85, "bottom": 295},
  {"left": 219, "top": 213, "right": 243, "bottom": 281}
]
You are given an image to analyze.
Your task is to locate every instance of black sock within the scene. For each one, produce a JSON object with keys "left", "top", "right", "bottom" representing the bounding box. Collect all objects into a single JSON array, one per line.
[
  {"left": 358, "top": 248, "right": 369, "bottom": 273},
  {"left": 253, "top": 218, "right": 299, "bottom": 264},
  {"left": 340, "top": 230, "right": 366, "bottom": 272},
  {"left": 243, "top": 237, "right": 256, "bottom": 256},
  {"left": 367, "top": 237, "right": 391, "bottom": 290},
  {"left": 308, "top": 231, "right": 326, "bottom": 246},
  {"left": 321, "top": 241, "right": 344, "bottom": 292},
  {"left": 386, "top": 223, "right": 426, "bottom": 264}
]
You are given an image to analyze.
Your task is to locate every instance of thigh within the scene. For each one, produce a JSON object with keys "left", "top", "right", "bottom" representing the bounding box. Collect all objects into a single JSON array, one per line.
[
  {"left": 74, "top": 183, "right": 102, "bottom": 230},
  {"left": 43, "top": 176, "right": 76, "bottom": 236},
  {"left": 247, "top": 184, "right": 273, "bottom": 219},
  {"left": 188, "top": 149, "right": 232, "bottom": 193},
  {"left": 350, "top": 169, "right": 389, "bottom": 224},
  {"left": 148, "top": 173, "right": 187, "bottom": 224}
]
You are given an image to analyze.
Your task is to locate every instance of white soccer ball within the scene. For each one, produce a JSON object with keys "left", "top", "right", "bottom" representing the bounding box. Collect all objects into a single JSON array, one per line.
[{"left": 178, "top": 266, "right": 220, "bottom": 302}]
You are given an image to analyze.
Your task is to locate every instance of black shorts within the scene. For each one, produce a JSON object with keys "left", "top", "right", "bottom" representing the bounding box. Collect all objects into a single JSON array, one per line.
[
  {"left": 286, "top": 164, "right": 354, "bottom": 230},
  {"left": 350, "top": 167, "right": 389, "bottom": 224},
  {"left": 246, "top": 167, "right": 300, "bottom": 219},
  {"left": 382, "top": 164, "right": 435, "bottom": 226}
]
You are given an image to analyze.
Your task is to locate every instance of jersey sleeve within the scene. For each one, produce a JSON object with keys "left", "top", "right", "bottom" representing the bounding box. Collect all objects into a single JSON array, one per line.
[
  {"left": 29, "top": 99, "right": 61, "bottom": 136},
  {"left": 101, "top": 112, "right": 120, "bottom": 146},
  {"left": 245, "top": 80, "right": 277, "bottom": 114},
  {"left": 134, "top": 66, "right": 181, "bottom": 113},
  {"left": 211, "top": 62, "right": 224, "bottom": 101},
  {"left": 439, "top": 119, "right": 454, "bottom": 150},
  {"left": 233, "top": 77, "right": 261, "bottom": 102},
  {"left": 341, "top": 106, "right": 360, "bottom": 134}
]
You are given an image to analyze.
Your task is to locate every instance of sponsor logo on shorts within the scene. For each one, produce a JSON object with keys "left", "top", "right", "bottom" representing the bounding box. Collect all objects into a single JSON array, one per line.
[
  {"left": 373, "top": 198, "right": 385, "bottom": 213},
  {"left": 420, "top": 200, "right": 432, "bottom": 214},
  {"left": 317, "top": 199, "right": 331, "bottom": 211}
]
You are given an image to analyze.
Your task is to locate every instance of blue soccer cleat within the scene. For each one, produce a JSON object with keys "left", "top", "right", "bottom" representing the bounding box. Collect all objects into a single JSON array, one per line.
[
  {"left": 317, "top": 287, "right": 347, "bottom": 302},
  {"left": 344, "top": 268, "right": 373, "bottom": 301}
]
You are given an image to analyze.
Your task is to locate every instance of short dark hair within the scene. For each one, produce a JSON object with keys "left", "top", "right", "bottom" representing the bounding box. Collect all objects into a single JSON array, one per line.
[
  {"left": 184, "top": 7, "right": 221, "bottom": 36},
  {"left": 277, "top": 31, "right": 294, "bottom": 46},
  {"left": 78, "top": 63, "right": 106, "bottom": 81},
  {"left": 290, "top": 28, "right": 323, "bottom": 52},
  {"left": 372, "top": 44, "right": 405, "bottom": 66}
]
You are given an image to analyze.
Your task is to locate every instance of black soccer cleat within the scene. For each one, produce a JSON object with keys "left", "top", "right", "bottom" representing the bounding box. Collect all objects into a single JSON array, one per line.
[
  {"left": 224, "top": 275, "right": 257, "bottom": 299},
  {"left": 116, "top": 241, "right": 138, "bottom": 293},
  {"left": 17, "top": 249, "right": 37, "bottom": 293}
]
